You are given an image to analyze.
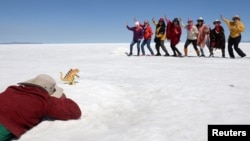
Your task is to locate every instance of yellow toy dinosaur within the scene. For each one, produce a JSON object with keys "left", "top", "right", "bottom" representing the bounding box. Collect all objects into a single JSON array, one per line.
[{"left": 60, "top": 69, "right": 80, "bottom": 85}]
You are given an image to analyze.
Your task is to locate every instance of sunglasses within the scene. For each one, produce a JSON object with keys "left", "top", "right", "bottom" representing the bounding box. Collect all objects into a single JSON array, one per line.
[
  {"left": 233, "top": 18, "right": 240, "bottom": 21},
  {"left": 213, "top": 21, "right": 220, "bottom": 24}
]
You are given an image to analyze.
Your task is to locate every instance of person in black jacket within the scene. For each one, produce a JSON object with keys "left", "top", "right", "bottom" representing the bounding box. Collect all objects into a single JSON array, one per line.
[
  {"left": 209, "top": 19, "right": 226, "bottom": 57},
  {"left": 152, "top": 18, "right": 169, "bottom": 56}
]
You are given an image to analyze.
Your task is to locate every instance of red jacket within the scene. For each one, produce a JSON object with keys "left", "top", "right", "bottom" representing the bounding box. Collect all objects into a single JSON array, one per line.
[
  {"left": 143, "top": 25, "right": 153, "bottom": 40},
  {"left": 139, "top": 23, "right": 153, "bottom": 40},
  {"left": 0, "top": 85, "right": 81, "bottom": 138},
  {"left": 166, "top": 20, "right": 182, "bottom": 45}
]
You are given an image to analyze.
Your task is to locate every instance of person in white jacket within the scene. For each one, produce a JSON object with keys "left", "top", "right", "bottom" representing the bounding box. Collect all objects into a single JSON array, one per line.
[{"left": 180, "top": 18, "right": 200, "bottom": 57}]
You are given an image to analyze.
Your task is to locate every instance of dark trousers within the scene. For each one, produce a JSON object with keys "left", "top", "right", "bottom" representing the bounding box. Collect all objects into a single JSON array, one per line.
[
  {"left": 228, "top": 35, "right": 246, "bottom": 58},
  {"left": 184, "top": 39, "right": 198, "bottom": 50},
  {"left": 155, "top": 40, "right": 169, "bottom": 55},
  {"left": 170, "top": 43, "right": 182, "bottom": 56},
  {"left": 209, "top": 42, "right": 226, "bottom": 57}
]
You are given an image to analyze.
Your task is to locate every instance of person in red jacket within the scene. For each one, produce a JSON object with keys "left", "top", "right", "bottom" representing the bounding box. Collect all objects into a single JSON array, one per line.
[
  {"left": 139, "top": 20, "right": 154, "bottom": 56},
  {"left": 0, "top": 74, "right": 82, "bottom": 141},
  {"left": 165, "top": 16, "right": 182, "bottom": 57}
]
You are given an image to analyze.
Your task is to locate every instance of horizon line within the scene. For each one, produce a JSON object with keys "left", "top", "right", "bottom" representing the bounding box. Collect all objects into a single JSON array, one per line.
[{"left": 1, "top": 41, "right": 250, "bottom": 45}]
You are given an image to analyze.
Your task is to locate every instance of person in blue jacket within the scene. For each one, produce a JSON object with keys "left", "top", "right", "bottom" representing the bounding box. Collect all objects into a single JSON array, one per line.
[{"left": 126, "top": 21, "right": 143, "bottom": 56}]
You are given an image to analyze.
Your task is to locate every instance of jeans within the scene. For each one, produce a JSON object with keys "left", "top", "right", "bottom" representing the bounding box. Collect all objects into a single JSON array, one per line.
[
  {"left": 129, "top": 40, "right": 141, "bottom": 55},
  {"left": 141, "top": 39, "right": 154, "bottom": 55}
]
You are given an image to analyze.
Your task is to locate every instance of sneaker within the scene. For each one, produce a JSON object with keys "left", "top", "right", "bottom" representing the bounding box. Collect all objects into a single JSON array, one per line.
[{"left": 164, "top": 53, "right": 170, "bottom": 56}]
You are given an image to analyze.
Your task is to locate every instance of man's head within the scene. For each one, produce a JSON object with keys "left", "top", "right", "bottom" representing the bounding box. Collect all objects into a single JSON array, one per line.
[
  {"left": 144, "top": 20, "right": 149, "bottom": 25},
  {"left": 187, "top": 18, "right": 193, "bottom": 25},
  {"left": 19, "top": 74, "right": 63, "bottom": 98},
  {"left": 197, "top": 17, "right": 204, "bottom": 25},
  {"left": 135, "top": 21, "right": 140, "bottom": 27},
  {"left": 213, "top": 19, "right": 221, "bottom": 25},
  {"left": 158, "top": 18, "right": 164, "bottom": 25},
  {"left": 232, "top": 15, "right": 241, "bottom": 22}
]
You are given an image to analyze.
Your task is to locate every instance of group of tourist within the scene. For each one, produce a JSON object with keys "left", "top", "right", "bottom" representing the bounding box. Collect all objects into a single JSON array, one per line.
[{"left": 126, "top": 14, "right": 246, "bottom": 58}]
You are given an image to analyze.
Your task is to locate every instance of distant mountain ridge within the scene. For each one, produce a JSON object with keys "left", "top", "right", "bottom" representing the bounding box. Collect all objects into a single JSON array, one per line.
[{"left": 0, "top": 42, "right": 43, "bottom": 44}]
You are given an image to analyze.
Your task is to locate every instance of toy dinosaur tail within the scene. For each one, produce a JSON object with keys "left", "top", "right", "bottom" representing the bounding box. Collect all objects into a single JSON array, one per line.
[{"left": 60, "top": 72, "right": 65, "bottom": 81}]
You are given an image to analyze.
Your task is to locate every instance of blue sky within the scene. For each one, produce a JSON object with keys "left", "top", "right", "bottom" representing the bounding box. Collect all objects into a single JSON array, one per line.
[{"left": 0, "top": 0, "right": 249, "bottom": 43}]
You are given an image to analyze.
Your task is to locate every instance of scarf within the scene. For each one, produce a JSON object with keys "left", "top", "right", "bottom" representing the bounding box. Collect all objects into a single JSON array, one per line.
[
  {"left": 215, "top": 25, "right": 220, "bottom": 33},
  {"left": 188, "top": 24, "right": 193, "bottom": 31}
]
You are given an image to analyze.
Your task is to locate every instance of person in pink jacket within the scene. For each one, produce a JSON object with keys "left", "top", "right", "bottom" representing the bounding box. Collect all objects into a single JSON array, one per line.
[
  {"left": 196, "top": 17, "right": 210, "bottom": 57},
  {"left": 0, "top": 74, "right": 81, "bottom": 140}
]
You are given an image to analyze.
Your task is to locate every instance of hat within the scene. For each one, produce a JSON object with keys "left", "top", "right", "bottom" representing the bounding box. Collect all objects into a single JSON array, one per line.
[
  {"left": 187, "top": 18, "right": 193, "bottom": 23},
  {"left": 172, "top": 18, "right": 179, "bottom": 23},
  {"left": 135, "top": 21, "right": 140, "bottom": 26},
  {"left": 232, "top": 15, "right": 240, "bottom": 20},
  {"left": 213, "top": 19, "right": 221, "bottom": 24},
  {"left": 197, "top": 17, "right": 204, "bottom": 22},
  {"left": 18, "top": 74, "right": 63, "bottom": 98},
  {"left": 159, "top": 18, "right": 164, "bottom": 22},
  {"left": 144, "top": 20, "right": 149, "bottom": 23}
]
